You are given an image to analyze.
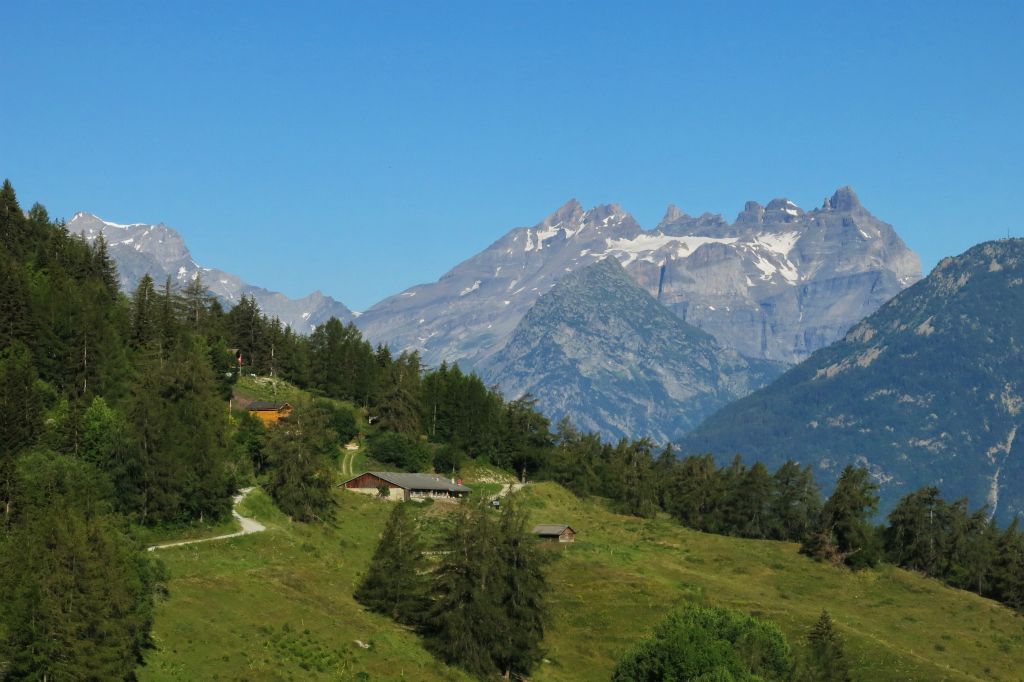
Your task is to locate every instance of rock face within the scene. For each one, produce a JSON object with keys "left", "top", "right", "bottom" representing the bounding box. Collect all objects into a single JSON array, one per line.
[
  {"left": 479, "top": 258, "right": 784, "bottom": 443},
  {"left": 68, "top": 213, "right": 354, "bottom": 331},
  {"left": 356, "top": 188, "right": 920, "bottom": 369},
  {"left": 683, "top": 239, "right": 1024, "bottom": 523}
]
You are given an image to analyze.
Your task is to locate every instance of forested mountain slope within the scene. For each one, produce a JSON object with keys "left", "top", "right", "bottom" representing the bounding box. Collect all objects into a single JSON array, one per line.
[{"left": 684, "top": 239, "right": 1024, "bottom": 522}]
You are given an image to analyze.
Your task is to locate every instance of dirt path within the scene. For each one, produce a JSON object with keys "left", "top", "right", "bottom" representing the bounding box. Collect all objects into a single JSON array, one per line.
[
  {"left": 340, "top": 445, "right": 358, "bottom": 477},
  {"left": 147, "top": 487, "right": 265, "bottom": 552},
  {"left": 490, "top": 482, "right": 527, "bottom": 500}
]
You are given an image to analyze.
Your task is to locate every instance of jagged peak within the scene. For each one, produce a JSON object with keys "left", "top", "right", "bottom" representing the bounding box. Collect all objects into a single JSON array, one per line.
[
  {"left": 735, "top": 200, "right": 765, "bottom": 225},
  {"left": 823, "top": 186, "right": 862, "bottom": 211},
  {"left": 539, "top": 198, "right": 585, "bottom": 227},
  {"left": 660, "top": 203, "right": 690, "bottom": 225}
]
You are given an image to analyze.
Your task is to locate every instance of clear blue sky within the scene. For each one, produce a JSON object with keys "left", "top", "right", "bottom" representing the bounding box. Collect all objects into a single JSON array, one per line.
[{"left": 3, "top": 1, "right": 1022, "bottom": 310}]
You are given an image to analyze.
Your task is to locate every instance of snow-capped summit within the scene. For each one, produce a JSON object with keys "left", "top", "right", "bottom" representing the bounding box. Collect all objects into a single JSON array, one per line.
[
  {"left": 68, "top": 213, "right": 354, "bottom": 332},
  {"left": 356, "top": 187, "right": 922, "bottom": 368}
]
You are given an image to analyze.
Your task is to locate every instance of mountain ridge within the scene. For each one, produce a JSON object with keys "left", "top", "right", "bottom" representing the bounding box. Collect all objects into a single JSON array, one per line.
[
  {"left": 479, "top": 257, "right": 785, "bottom": 443},
  {"left": 682, "top": 238, "right": 1024, "bottom": 522},
  {"left": 68, "top": 212, "right": 355, "bottom": 332},
  {"left": 355, "top": 187, "right": 921, "bottom": 372}
]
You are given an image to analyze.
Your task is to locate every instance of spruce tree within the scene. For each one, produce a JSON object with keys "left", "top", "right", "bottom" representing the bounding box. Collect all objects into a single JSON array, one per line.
[
  {"left": 0, "top": 452, "right": 163, "bottom": 679},
  {"left": 354, "top": 503, "right": 428, "bottom": 624},
  {"left": 802, "top": 466, "right": 881, "bottom": 568},
  {"left": 263, "top": 427, "right": 335, "bottom": 522},
  {"left": 800, "top": 610, "right": 852, "bottom": 682}
]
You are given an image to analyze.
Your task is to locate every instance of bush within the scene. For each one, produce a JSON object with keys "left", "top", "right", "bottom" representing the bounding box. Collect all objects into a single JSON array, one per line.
[
  {"left": 433, "top": 444, "right": 466, "bottom": 474},
  {"left": 612, "top": 604, "right": 792, "bottom": 681},
  {"left": 365, "top": 432, "right": 431, "bottom": 472}
]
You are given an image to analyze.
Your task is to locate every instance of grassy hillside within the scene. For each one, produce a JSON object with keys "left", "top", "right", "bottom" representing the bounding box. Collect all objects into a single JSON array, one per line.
[{"left": 142, "top": 480, "right": 1024, "bottom": 681}]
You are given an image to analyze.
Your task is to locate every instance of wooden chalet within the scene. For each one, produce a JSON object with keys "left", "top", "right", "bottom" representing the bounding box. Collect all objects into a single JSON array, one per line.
[
  {"left": 342, "top": 471, "right": 472, "bottom": 502},
  {"left": 247, "top": 401, "right": 294, "bottom": 426},
  {"left": 532, "top": 524, "right": 576, "bottom": 543}
]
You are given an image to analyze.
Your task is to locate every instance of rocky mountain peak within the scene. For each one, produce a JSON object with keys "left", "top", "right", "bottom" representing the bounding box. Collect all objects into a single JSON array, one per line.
[
  {"left": 735, "top": 200, "right": 766, "bottom": 224},
  {"left": 824, "top": 186, "right": 863, "bottom": 211},
  {"left": 659, "top": 203, "right": 690, "bottom": 226},
  {"left": 539, "top": 198, "right": 585, "bottom": 228}
]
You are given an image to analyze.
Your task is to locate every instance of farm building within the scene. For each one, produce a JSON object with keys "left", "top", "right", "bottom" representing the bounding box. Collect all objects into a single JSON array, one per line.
[
  {"left": 532, "top": 524, "right": 576, "bottom": 543},
  {"left": 247, "top": 401, "right": 294, "bottom": 426},
  {"left": 342, "top": 471, "right": 472, "bottom": 502}
]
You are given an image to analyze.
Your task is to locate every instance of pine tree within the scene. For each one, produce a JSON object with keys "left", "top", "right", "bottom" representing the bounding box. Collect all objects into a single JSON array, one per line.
[
  {"left": 354, "top": 503, "right": 428, "bottom": 624},
  {"left": 802, "top": 466, "right": 881, "bottom": 568},
  {"left": 0, "top": 344, "right": 45, "bottom": 523},
  {"left": 492, "top": 501, "right": 549, "bottom": 679},
  {"left": 800, "top": 610, "right": 852, "bottom": 682},
  {"left": 770, "top": 461, "right": 821, "bottom": 541},
  {"left": 264, "top": 427, "right": 335, "bottom": 522},
  {"left": 426, "top": 500, "right": 504, "bottom": 677},
  {"left": 0, "top": 452, "right": 164, "bottom": 679}
]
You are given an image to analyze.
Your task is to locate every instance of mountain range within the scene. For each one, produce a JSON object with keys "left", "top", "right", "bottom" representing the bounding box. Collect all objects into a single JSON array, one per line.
[
  {"left": 69, "top": 212, "right": 355, "bottom": 332},
  {"left": 683, "top": 239, "right": 1024, "bottom": 522},
  {"left": 357, "top": 187, "right": 920, "bottom": 370},
  {"left": 73, "top": 187, "right": 921, "bottom": 444}
]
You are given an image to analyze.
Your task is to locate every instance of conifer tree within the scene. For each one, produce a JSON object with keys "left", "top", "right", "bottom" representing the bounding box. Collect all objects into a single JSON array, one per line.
[
  {"left": 354, "top": 503, "right": 428, "bottom": 625},
  {"left": 800, "top": 610, "right": 852, "bottom": 682},
  {"left": 263, "top": 427, "right": 335, "bottom": 522},
  {"left": 802, "top": 466, "right": 880, "bottom": 568},
  {"left": 0, "top": 452, "right": 163, "bottom": 679}
]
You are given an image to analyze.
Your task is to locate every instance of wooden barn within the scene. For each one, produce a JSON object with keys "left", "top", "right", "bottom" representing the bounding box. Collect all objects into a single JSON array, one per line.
[
  {"left": 247, "top": 401, "right": 294, "bottom": 426},
  {"left": 342, "top": 471, "right": 472, "bottom": 502},
  {"left": 532, "top": 524, "right": 576, "bottom": 543}
]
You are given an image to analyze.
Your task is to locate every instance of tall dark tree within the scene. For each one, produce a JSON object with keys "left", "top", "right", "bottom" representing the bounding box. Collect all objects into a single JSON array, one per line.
[
  {"left": 263, "top": 427, "right": 335, "bottom": 522},
  {"left": 770, "top": 461, "right": 821, "bottom": 541},
  {"left": 354, "top": 503, "right": 428, "bottom": 625},
  {"left": 802, "top": 466, "right": 881, "bottom": 568},
  {"left": 0, "top": 344, "right": 45, "bottom": 523},
  {"left": 0, "top": 452, "right": 164, "bottom": 680}
]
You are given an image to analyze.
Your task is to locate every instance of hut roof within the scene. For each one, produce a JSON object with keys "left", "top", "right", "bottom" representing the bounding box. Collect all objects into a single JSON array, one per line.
[
  {"left": 247, "top": 401, "right": 292, "bottom": 412},
  {"left": 532, "top": 524, "right": 575, "bottom": 536},
  {"left": 347, "top": 471, "right": 472, "bottom": 494}
]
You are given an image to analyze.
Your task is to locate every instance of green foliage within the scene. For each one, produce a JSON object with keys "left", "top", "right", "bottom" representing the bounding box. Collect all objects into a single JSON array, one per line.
[
  {"left": 802, "top": 466, "right": 881, "bottom": 569},
  {"left": 128, "top": 335, "right": 234, "bottom": 524},
  {"left": 0, "top": 452, "right": 164, "bottom": 680},
  {"left": 425, "top": 499, "right": 549, "bottom": 679},
  {"left": 264, "top": 428, "right": 335, "bottom": 522},
  {"left": 796, "top": 611, "right": 852, "bottom": 682},
  {"left": 354, "top": 503, "right": 429, "bottom": 625},
  {"left": 432, "top": 444, "right": 466, "bottom": 474},
  {"left": 365, "top": 431, "right": 432, "bottom": 472},
  {"left": 612, "top": 604, "right": 792, "bottom": 681}
]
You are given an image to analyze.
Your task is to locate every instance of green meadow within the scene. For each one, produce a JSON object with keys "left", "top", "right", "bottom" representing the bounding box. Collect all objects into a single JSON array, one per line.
[{"left": 141, "top": 478, "right": 1024, "bottom": 681}]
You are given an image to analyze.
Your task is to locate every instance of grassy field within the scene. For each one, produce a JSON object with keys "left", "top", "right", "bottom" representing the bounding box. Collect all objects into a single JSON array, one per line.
[{"left": 141, "top": 480, "right": 1024, "bottom": 681}]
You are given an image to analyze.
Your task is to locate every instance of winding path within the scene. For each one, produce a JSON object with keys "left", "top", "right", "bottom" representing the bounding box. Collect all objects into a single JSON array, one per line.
[{"left": 147, "top": 487, "right": 265, "bottom": 552}]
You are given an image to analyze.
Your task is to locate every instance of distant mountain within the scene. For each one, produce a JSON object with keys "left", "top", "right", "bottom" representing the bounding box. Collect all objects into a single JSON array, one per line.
[
  {"left": 356, "top": 187, "right": 920, "bottom": 370},
  {"left": 683, "top": 239, "right": 1024, "bottom": 522},
  {"left": 68, "top": 213, "right": 354, "bottom": 332},
  {"left": 479, "top": 258, "right": 784, "bottom": 443}
]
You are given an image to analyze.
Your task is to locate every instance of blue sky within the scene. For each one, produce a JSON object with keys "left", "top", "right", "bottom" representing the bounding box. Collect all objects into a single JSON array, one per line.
[{"left": 3, "top": 1, "right": 1022, "bottom": 310}]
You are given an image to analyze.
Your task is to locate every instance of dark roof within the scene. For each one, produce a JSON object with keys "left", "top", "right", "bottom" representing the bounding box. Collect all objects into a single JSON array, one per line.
[
  {"left": 248, "top": 401, "right": 292, "bottom": 412},
  {"left": 345, "top": 471, "right": 472, "bottom": 493},
  {"left": 532, "top": 524, "right": 575, "bottom": 536}
]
